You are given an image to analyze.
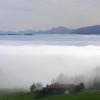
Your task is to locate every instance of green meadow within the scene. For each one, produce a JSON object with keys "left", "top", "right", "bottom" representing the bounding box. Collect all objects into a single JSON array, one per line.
[{"left": 0, "top": 91, "right": 100, "bottom": 100}]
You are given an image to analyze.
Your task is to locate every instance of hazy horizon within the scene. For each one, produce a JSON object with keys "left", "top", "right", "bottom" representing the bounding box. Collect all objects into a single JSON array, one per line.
[{"left": 0, "top": 0, "right": 100, "bottom": 31}]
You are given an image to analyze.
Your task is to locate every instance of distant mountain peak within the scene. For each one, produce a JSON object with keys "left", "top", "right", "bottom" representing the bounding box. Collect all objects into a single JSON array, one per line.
[
  {"left": 0, "top": 25, "right": 100, "bottom": 35},
  {"left": 45, "top": 26, "right": 74, "bottom": 34},
  {"left": 72, "top": 25, "right": 100, "bottom": 35}
]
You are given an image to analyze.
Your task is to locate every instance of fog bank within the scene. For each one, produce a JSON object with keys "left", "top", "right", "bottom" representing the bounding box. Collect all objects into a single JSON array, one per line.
[{"left": 0, "top": 45, "right": 100, "bottom": 89}]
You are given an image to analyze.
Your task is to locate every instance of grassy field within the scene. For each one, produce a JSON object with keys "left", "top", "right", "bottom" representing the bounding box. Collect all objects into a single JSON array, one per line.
[
  {"left": 0, "top": 91, "right": 100, "bottom": 100},
  {"left": 0, "top": 92, "right": 32, "bottom": 100}
]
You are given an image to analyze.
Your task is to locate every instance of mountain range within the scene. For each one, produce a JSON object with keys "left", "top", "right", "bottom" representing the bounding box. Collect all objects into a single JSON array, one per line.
[{"left": 0, "top": 25, "right": 100, "bottom": 35}]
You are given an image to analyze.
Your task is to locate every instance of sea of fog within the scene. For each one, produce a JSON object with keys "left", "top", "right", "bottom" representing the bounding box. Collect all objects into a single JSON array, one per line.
[
  {"left": 0, "top": 34, "right": 100, "bottom": 45},
  {"left": 0, "top": 34, "right": 100, "bottom": 89}
]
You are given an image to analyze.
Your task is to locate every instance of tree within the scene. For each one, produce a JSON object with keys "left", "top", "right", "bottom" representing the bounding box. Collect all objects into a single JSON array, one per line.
[
  {"left": 35, "top": 83, "right": 43, "bottom": 91},
  {"left": 30, "top": 82, "right": 43, "bottom": 94},
  {"left": 30, "top": 83, "right": 36, "bottom": 93},
  {"left": 74, "top": 83, "right": 85, "bottom": 93},
  {"left": 92, "top": 75, "right": 100, "bottom": 90}
]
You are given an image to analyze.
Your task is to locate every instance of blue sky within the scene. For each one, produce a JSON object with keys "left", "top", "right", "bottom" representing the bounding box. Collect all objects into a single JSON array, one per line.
[{"left": 0, "top": 0, "right": 100, "bottom": 31}]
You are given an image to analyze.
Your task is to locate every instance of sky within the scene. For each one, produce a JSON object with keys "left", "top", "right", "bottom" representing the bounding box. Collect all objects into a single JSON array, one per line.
[{"left": 0, "top": 0, "right": 100, "bottom": 31}]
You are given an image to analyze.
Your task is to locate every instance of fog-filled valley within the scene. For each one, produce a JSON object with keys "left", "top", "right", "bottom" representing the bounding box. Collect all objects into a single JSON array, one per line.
[{"left": 0, "top": 34, "right": 100, "bottom": 90}]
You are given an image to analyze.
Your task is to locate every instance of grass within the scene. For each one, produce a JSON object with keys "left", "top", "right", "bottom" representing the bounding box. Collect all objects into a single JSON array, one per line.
[
  {"left": 41, "top": 91, "right": 100, "bottom": 100},
  {"left": 0, "top": 92, "right": 32, "bottom": 100},
  {"left": 0, "top": 91, "right": 100, "bottom": 100}
]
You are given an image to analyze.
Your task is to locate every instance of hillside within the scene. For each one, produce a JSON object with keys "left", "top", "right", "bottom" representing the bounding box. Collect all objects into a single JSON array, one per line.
[{"left": 72, "top": 25, "right": 100, "bottom": 35}]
